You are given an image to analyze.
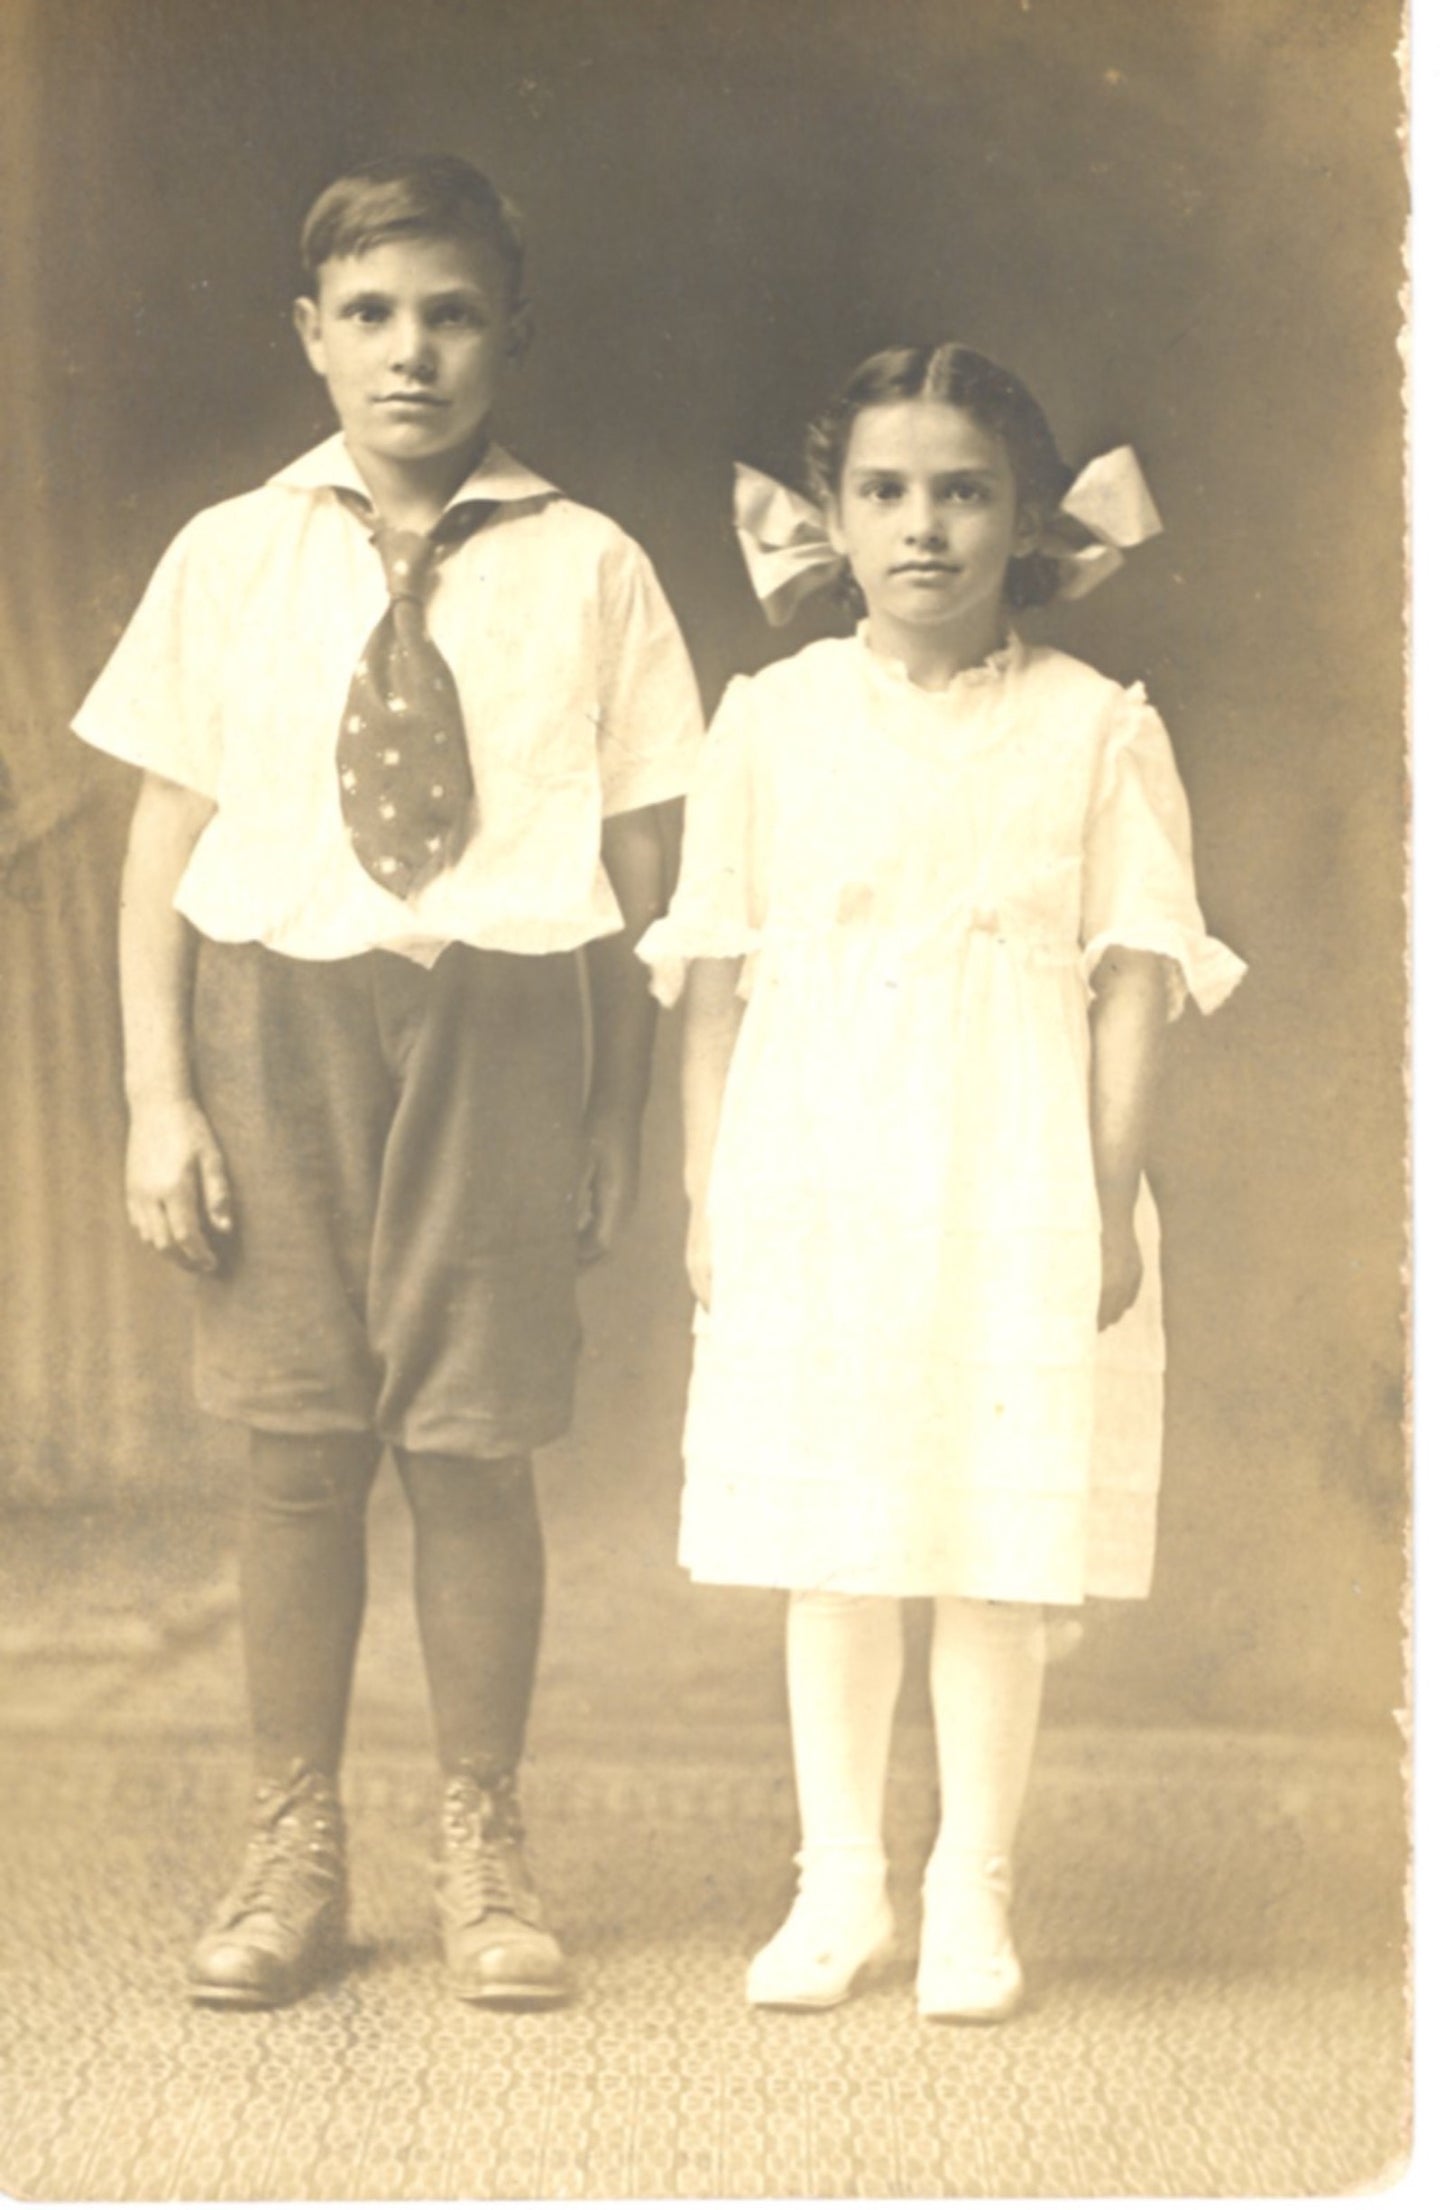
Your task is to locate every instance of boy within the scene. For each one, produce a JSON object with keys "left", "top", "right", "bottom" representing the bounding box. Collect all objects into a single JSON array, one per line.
[{"left": 73, "top": 156, "right": 702, "bottom": 2010}]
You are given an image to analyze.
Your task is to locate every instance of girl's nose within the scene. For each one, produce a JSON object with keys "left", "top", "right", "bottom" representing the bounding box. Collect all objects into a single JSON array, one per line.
[{"left": 903, "top": 497, "right": 946, "bottom": 544}]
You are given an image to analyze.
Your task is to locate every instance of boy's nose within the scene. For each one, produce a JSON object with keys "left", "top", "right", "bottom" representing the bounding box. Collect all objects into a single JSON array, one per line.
[{"left": 390, "top": 323, "right": 437, "bottom": 378}]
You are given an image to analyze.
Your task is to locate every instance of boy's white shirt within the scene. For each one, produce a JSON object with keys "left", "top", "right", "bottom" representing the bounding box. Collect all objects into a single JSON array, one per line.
[{"left": 73, "top": 434, "right": 704, "bottom": 965}]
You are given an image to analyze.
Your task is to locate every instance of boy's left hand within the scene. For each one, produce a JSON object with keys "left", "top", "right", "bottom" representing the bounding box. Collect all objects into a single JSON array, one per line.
[{"left": 576, "top": 1106, "right": 642, "bottom": 1265}]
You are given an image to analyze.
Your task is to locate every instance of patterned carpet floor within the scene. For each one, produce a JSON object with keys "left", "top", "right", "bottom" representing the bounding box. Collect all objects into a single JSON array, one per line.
[{"left": 0, "top": 1729, "right": 1409, "bottom": 2200}]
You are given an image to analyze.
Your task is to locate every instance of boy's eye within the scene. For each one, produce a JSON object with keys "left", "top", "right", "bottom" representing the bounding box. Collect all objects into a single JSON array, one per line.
[
  {"left": 343, "top": 301, "right": 391, "bottom": 325},
  {"left": 431, "top": 302, "right": 485, "bottom": 328}
]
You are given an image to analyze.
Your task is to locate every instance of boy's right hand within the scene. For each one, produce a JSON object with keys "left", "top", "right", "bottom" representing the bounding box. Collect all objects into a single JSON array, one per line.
[
  {"left": 685, "top": 1204, "right": 713, "bottom": 1310},
  {"left": 125, "top": 1098, "right": 234, "bottom": 1273}
]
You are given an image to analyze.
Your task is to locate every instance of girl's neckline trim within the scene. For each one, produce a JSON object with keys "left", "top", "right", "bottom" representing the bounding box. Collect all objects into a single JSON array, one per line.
[{"left": 855, "top": 622, "right": 1026, "bottom": 698}]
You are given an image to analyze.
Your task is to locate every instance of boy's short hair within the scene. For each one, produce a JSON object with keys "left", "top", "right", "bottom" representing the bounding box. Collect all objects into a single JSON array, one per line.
[{"left": 299, "top": 155, "right": 526, "bottom": 301}]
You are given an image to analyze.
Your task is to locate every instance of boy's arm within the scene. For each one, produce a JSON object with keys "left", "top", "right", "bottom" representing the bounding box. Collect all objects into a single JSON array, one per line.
[
  {"left": 577, "top": 801, "right": 678, "bottom": 1262},
  {"left": 119, "top": 772, "right": 232, "bottom": 1272},
  {"left": 680, "top": 956, "right": 746, "bottom": 1309},
  {"left": 1089, "top": 946, "right": 1171, "bottom": 1329}
]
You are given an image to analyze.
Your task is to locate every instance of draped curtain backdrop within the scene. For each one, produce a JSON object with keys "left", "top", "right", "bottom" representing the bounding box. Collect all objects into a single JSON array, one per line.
[{"left": 0, "top": 0, "right": 1405, "bottom": 1729}]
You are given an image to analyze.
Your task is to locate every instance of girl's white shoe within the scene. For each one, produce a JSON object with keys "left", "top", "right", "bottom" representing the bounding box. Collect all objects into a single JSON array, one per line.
[
  {"left": 746, "top": 1848, "right": 895, "bottom": 2010},
  {"left": 916, "top": 1852, "right": 1024, "bottom": 2023}
]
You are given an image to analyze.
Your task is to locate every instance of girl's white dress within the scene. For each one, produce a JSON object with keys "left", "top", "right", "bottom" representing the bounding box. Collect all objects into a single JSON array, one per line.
[{"left": 638, "top": 631, "right": 1244, "bottom": 1605}]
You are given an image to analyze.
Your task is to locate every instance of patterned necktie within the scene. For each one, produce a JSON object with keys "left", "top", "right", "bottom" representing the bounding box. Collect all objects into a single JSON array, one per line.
[{"left": 336, "top": 496, "right": 493, "bottom": 899}]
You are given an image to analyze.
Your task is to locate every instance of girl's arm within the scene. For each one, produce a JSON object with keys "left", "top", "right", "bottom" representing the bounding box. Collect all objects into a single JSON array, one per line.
[
  {"left": 1089, "top": 946, "right": 1171, "bottom": 1329},
  {"left": 681, "top": 956, "right": 746, "bottom": 1307},
  {"left": 119, "top": 772, "right": 231, "bottom": 1272},
  {"left": 579, "top": 802, "right": 676, "bottom": 1262}
]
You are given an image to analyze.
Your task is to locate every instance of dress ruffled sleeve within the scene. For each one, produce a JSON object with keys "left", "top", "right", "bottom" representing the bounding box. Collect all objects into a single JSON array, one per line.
[
  {"left": 1081, "top": 684, "right": 1246, "bottom": 1021},
  {"left": 635, "top": 674, "right": 772, "bottom": 1006}
]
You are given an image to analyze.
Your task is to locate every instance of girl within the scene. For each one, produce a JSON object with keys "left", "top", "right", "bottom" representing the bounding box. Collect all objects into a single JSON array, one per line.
[{"left": 637, "top": 345, "right": 1244, "bottom": 2021}]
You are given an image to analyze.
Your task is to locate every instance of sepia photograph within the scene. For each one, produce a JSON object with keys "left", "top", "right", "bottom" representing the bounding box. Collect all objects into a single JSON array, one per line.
[{"left": 0, "top": 0, "right": 1410, "bottom": 2199}]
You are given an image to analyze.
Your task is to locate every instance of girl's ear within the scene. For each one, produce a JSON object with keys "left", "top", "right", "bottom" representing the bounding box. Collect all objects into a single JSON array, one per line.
[
  {"left": 1012, "top": 501, "right": 1044, "bottom": 559},
  {"left": 292, "top": 296, "right": 326, "bottom": 377},
  {"left": 505, "top": 299, "right": 536, "bottom": 363},
  {"left": 824, "top": 494, "right": 848, "bottom": 557}
]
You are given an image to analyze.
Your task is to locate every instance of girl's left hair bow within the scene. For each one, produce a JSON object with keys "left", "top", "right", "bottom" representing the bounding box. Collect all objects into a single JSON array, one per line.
[{"left": 732, "top": 449, "right": 1163, "bottom": 627}]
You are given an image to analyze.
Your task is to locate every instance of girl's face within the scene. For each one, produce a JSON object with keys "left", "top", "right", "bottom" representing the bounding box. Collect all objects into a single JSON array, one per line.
[{"left": 826, "top": 400, "right": 1038, "bottom": 666}]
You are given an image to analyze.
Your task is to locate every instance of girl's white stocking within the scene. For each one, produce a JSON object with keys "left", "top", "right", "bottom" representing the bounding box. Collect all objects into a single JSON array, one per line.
[
  {"left": 786, "top": 1588, "right": 904, "bottom": 1862},
  {"left": 746, "top": 1589, "right": 905, "bottom": 2006},
  {"left": 928, "top": 1596, "right": 1046, "bottom": 1860},
  {"left": 916, "top": 1597, "right": 1046, "bottom": 2017}
]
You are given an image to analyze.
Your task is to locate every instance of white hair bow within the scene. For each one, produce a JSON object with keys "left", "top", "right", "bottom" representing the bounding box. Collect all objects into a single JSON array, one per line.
[{"left": 733, "top": 446, "right": 1163, "bottom": 626}]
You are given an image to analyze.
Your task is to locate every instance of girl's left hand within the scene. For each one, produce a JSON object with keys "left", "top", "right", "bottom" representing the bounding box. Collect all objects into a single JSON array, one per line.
[{"left": 1097, "top": 1207, "right": 1144, "bottom": 1330}]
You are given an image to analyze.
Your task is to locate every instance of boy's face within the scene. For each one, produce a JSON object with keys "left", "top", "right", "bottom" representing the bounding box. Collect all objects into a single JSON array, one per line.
[{"left": 293, "top": 232, "right": 529, "bottom": 489}]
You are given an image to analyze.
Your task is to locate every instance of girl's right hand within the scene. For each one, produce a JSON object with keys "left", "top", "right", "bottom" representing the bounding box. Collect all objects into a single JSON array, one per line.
[
  {"left": 1096, "top": 1204, "right": 1144, "bottom": 1330},
  {"left": 125, "top": 1098, "right": 234, "bottom": 1273},
  {"left": 686, "top": 1204, "right": 714, "bottom": 1310}
]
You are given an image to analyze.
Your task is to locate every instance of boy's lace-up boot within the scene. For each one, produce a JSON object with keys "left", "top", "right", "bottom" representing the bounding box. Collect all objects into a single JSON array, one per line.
[
  {"left": 435, "top": 1770, "right": 570, "bottom": 2007},
  {"left": 188, "top": 1764, "right": 348, "bottom": 2008}
]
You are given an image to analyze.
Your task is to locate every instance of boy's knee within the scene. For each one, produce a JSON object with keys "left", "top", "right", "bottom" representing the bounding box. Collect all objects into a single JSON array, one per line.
[
  {"left": 247, "top": 1429, "right": 381, "bottom": 1518},
  {"left": 396, "top": 1448, "right": 537, "bottom": 1523}
]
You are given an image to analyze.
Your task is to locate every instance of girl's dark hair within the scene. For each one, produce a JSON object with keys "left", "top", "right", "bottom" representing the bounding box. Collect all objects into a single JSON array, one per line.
[{"left": 803, "top": 344, "right": 1073, "bottom": 609}]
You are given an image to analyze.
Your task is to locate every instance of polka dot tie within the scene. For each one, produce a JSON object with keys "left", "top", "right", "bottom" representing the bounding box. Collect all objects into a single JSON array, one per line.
[{"left": 336, "top": 497, "right": 494, "bottom": 899}]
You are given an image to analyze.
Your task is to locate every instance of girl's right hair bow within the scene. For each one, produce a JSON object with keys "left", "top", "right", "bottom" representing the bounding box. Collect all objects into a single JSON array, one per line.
[{"left": 733, "top": 448, "right": 1163, "bottom": 627}]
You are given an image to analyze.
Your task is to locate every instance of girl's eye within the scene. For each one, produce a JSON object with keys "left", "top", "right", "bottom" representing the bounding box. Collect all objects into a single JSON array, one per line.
[
  {"left": 861, "top": 481, "right": 904, "bottom": 503},
  {"left": 945, "top": 482, "right": 988, "bottom": 504}
]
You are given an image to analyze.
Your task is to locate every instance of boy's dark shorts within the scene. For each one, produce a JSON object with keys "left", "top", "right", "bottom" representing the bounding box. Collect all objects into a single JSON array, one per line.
[{"left": 192, "top": 938, "right": 586, "bottom": 1460}]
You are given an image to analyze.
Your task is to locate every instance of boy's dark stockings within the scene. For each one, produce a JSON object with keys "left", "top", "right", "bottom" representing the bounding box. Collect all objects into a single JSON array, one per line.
[
  {"left": 394, "top": 1447, "right": 545, "bottom": 1785},
  {"left": 242, "top": 1436, "right": 545, "bottom": 1788},
  {"left": 242, "top": 1430, "right": 382, "bottom": 1782}
]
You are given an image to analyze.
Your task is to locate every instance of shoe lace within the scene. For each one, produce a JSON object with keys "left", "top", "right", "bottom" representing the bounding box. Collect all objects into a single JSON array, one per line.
[
  {"left": 229, "top": 1780, "right": 341, "bottom": 1927},
  {"left": 441, "top": 1778, "right": 536, "bottom": 1924}
]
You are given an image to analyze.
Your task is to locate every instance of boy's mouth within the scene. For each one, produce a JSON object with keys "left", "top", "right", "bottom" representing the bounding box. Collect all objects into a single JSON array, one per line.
[{"left": 377, "top": 392, "right": 447, "bottom": 408}]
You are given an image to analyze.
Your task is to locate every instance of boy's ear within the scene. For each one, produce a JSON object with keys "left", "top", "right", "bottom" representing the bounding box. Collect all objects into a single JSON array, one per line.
[
  {"left": 292, "top": 296, "right": 327, "bottom": 377},
  {"left": 505, "top": 298, "right": 536, "bottom": 364}
]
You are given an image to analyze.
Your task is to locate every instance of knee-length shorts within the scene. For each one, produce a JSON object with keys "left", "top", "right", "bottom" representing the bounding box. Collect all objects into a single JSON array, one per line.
[{"left": 191, "top": 939, "right": 585, "bottom": 1459}]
